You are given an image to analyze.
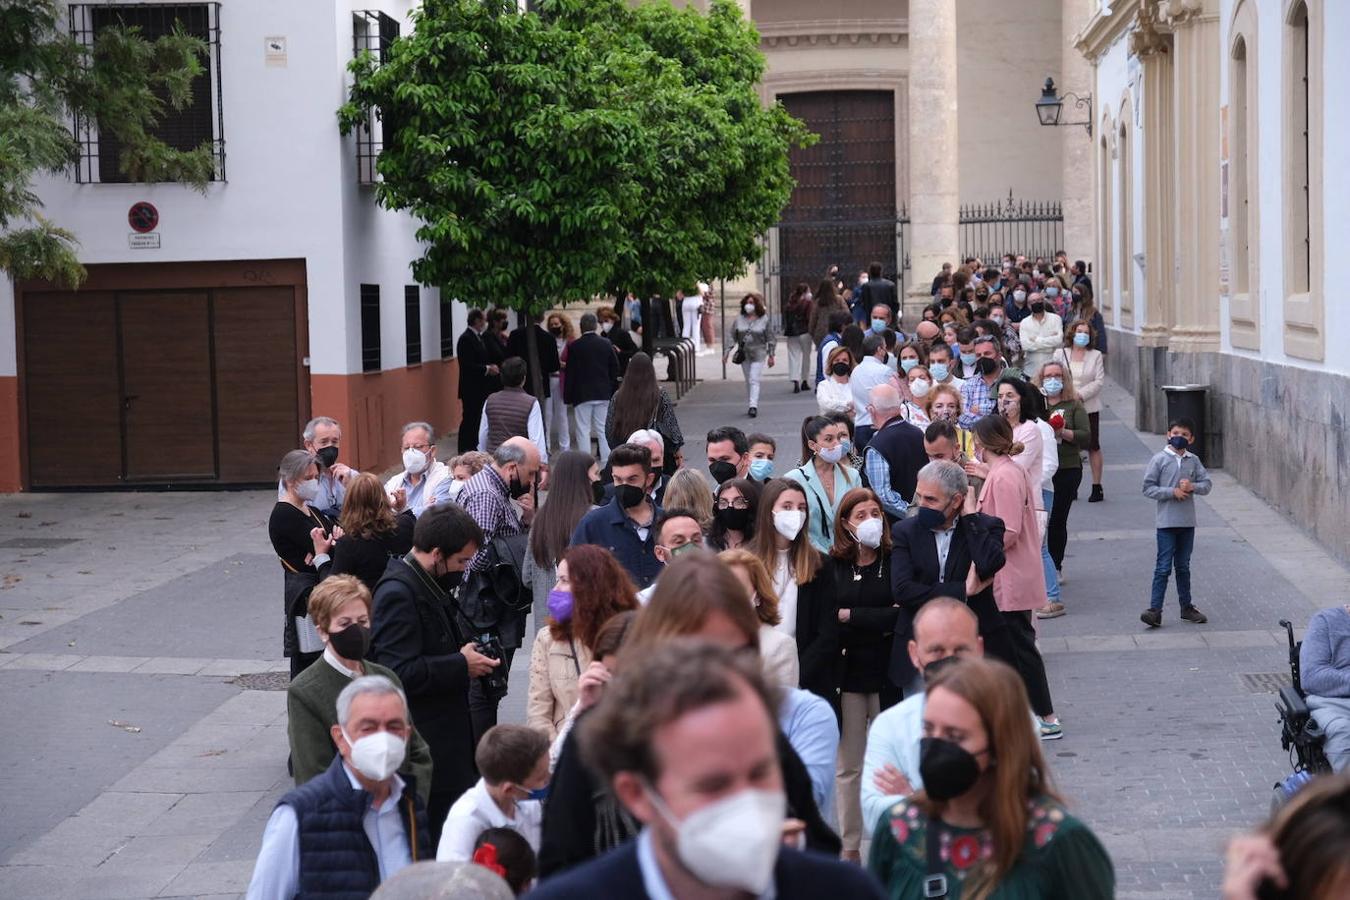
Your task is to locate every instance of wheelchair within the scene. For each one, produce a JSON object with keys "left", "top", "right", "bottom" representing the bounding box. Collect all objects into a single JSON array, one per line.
[{"left": 1272, "top": 618, "right": 1332, "bottom": 807}]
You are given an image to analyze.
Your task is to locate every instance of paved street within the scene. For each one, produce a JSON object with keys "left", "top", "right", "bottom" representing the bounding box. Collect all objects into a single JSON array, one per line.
[{"left": 1, "top": 348, "right": 1345, "bottom": 899}]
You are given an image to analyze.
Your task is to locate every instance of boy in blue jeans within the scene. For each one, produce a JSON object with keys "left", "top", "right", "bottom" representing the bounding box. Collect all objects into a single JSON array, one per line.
[{"left": 1140, "top": 417, "right": 1212, "bottom": 627}]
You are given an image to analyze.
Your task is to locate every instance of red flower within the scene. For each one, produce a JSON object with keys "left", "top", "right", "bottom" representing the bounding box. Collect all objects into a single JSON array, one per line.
[
  {"left": 890, "top": 817, "right": 910, "bottom": 844},
  {"left": 1034, "top": 822, "right": 1057, "bottom": 849},
  {"left": 950, "top": 835, "right": 981, "bottom": 869}
]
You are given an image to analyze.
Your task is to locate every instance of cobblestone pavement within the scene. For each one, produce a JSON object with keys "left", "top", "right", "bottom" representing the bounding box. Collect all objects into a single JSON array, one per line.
[{"left": 0, "top": 348, "right": 1343, "bottom": 898}]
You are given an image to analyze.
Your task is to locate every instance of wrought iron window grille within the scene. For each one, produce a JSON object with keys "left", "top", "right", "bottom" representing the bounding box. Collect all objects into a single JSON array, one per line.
[{"left": 352, "top": 10, "right": 400, "bottom": 185}]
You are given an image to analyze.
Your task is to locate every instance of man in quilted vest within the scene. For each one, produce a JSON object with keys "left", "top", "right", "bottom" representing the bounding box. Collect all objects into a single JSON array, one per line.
[{"left": 246, "top": 675, "right": 432, "bottom": 899}]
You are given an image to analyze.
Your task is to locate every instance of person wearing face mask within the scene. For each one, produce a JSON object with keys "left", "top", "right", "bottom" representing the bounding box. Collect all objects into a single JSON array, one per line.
[
  {"left": 571, "top": 443, "right": 663, "bottom": 589},
  {"left": 983, "top": 300, "right": 1023, "bottom": 368},
  {"left": 924, "top": 342, "right": 965, "bottom": 392},
  {"left": 1017, "top": 291, "right": 1064, "bottom": 376},
  {"left": 746, "top": 433, "right": 777, "bottom": 483},
  {"left": 270, "top": 449, "right": 344, "bottom": 678},
  {"left": 287, "top": 576, "right": 434, "bottom": 803},
  {"left": 543, "top": 313, "right": 578, "bottom": 453},
  {"left": 785, "top": 416, "right": 862, "bottom": 554},
  {"left": 957, "top": 336, "right": 1010, "bottom": 428},
  {"left": 1140, "top": 417, "right": 1213, "bottom": 628},
  {"left": 1056, "top": 319, "right": 1107, "bottom": 503},
  {"left": 708, "top": 477, "right": 761, "bottom": 551},
  {"left": 749, "top": 480, "right": 825, "bottom": 651},
  {"left": 903, "top": 363, "right": 934, "bottom": 427},
  {"left": 1005, "top": 284, "right": 1032, "bottom": 326},
  {"left": 819, "top": 489, "right": 901, "bottom": 861},
  {"left": 849, "top": 332, "right": 903, "bottom": 452},
  {"left": 868, "top": 657, "right": 1114, "bottom": 898},
  {"left": 705, "top": 424, "right": 750, "bottom": 484},
  {"left": 281, "top": 416, "right": 353, "bottom": 518},
  {"left": 816, "top": 344, "right": 856, "bottom": 418},
  {"left": 597, "top": 305, "right": 639, "bottom": 373},
  {"left": 458, "top": 310, "right": 504, "bottom": 453},
  {"left": 526, "top": 545, "right": 638, "bottom": 739},
  {"left": 333, "top": 472, "right": 417, "bottom": 592},
  {"left": 728, "top": 292, "right": 776, "bottom": 418},
  {"left": 247, "top": 676, "right": 433, "bottom": 899},
  {"left": 1033, "top": 363, "right": 1091, "bottom": 604},
  {"left": 784, "top": 282, "right": 815, "bottom": 394},
  {"left": 719, "top": 548, "right": 800, "bottom": 689},
  {"left": 861, "top": 384, "right": 927, "bottom": 522},
  {"left": 632, "top": 508, "right": 706, "bottom": 604},
  {"left": 533, "top": 640, "right": 882, "bottom": 900},
  {"left": 814, "top": 310, "right": 853, "bottom": 387},
  {"left": 437, "top": 724, "right": 551, "bottom": 863},
  {"left": 868, "top": 302, "right": 894, "bottom": 340},
  {"left": 525, "top": 451, "right": 603, "bottom": 634},
  {"left": 370, "top": 503, "right": 499, "bottom": 844},
  {"left": 384, "top": 422, "right": 452, "bottom": 519}
]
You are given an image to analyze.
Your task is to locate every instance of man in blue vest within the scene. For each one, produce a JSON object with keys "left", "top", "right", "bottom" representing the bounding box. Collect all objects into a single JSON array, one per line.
[{"left": 246, "top": 675, "right": 432, "bottom": 899}]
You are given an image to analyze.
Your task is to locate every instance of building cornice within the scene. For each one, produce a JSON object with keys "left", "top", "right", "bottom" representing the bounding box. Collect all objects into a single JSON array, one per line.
[
  {"left": 759, "top": 19, "right": 907, "bottom": 49},
  {"left": 1074, "top": 2, "right": 1140, "bottom": 62}
]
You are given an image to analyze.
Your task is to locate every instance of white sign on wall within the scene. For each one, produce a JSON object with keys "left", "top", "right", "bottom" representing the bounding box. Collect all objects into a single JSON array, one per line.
[
  {"left": 265, "top": 36, "right": 287, "bottom": 67},
  {"left": 128, "top": 233, "right": 161, "bottom": 249}
]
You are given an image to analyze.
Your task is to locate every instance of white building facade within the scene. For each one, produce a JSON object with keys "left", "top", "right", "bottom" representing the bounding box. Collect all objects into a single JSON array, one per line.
[
  {"left": 0, "top": 0, "right": 465, "bottom": 490},
  {"left": 1077, "top": 0, "right": 1349, "bottom": 558}
]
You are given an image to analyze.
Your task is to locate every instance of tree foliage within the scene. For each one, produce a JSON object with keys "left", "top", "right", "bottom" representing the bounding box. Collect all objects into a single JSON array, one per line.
[
  {"left": 0, "top": 0, "right": 212, "bottom": 286},
  {"left": 338, "top": 0, "right": 811, "bottom": 314}
]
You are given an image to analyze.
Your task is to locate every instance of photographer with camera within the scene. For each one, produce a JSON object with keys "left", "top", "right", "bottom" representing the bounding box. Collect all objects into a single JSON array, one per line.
[{"left": 370, "top": 503, "right": 501, "bottom": 847}]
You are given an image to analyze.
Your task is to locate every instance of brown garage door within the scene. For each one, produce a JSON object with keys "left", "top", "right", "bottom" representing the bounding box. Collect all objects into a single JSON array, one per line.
[
  {"left": 22, "top": 286, "right": 301, "bottom": 488},
  {"left": 777, "top": 90, "right": 898, "bottom": 312}
]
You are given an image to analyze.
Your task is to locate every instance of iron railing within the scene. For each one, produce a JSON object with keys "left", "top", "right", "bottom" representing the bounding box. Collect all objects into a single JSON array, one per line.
[
  {"left": 69, "top": 3, "right": 226, "bottom": 184},
  {"left": 958, "top": 190, "right": 1064, "bottom": 264}
]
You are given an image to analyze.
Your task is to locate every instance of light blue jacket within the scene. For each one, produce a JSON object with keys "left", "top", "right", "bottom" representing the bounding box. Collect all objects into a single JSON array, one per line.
[{"left": 784, "top": 460, "right": 862, "bottom": 553}]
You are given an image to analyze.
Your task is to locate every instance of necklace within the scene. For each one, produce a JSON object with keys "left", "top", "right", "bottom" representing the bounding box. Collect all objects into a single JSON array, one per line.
[{"left": 851, "top": 556, "right": 883, "bottom": 581}]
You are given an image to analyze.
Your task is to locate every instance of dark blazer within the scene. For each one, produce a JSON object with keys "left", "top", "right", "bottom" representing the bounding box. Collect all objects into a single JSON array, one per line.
[
  {"left": 861, "top": 276, "right": 899, "bottom": 318},
  {"left": 604, "top": 325, "right": 639, "bottom": 375},
  {"left": 368, "top": 557, "right": 476, "bottom": 802},
  {"left": 532, "top": 839, "right": 886, "bottom": 900},
  {"left": 570, "top": 498, "right": 663, "bottom": 589},
  {"left": 792, "top": 569, "right": 843, "bottom": 717},
  {"left": 563, "top": 332, "right": 619, "bottom": 405},
  {"left": 456, "top": 327, "right": 495, "bottom": 400},
  {"left": 887, "top": 512, "right": 1015, "bottom": 689},
  {"left": 506, "top": 324, "right": 561, "bottom": 399}
]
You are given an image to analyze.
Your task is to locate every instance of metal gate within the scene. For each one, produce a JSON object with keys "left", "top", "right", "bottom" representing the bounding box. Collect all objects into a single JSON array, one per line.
[{"left": 958, "top": 190, "right": 1064, "bottom": 263}]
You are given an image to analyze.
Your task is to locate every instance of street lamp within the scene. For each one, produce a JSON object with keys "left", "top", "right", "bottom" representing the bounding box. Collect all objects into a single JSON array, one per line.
[{"left": 1035, "top": 77, "right": 1093, "bottom": 137}]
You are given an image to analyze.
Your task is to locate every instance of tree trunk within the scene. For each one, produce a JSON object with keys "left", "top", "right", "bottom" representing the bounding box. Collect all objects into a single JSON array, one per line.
[{"left": 524, "top": 314, "right": 546, "bottom": 406}]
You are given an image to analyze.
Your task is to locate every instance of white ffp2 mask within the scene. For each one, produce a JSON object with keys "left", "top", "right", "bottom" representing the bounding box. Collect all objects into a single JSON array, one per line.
[
  {"left": 343, "top": 729, "right": 406, "bottom": 781},
  {"left": 647, "top": 787, "right": 786, "bottom": 895}
]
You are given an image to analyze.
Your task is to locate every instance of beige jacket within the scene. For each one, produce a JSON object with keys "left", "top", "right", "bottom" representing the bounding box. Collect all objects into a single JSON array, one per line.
[
  {"left": 759, "top": 624, "right": 800, "bottom": 689},
  {"left": 1054, "top": 347, "right": 1105, "bottom": 414},
  {"left": 526, "top": 628, "right": 591, "bottom": 739}
]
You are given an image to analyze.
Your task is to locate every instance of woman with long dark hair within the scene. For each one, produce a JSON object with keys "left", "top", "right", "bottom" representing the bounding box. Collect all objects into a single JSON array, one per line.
[
  {"left": 707, "top": 476, "right": 761, "bottom": 551},
  {"left": 604, "top": 352, "right": 682, "bottom": 475},
  {"left": 525, "top": 450, "right": 601, "bottom": 631},
  {"left": 784, "top": 282, "right": 815, "bottom": 394},
  {"left": 785, "top": 415, "right": 861, "bottom": 554},
  {"left": 525, "top": 544, "right": 637, "bottom": 739}
]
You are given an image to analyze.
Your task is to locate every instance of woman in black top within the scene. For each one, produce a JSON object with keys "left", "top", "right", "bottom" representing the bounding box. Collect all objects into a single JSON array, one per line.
[
  {"left": 330, "top": 472, "right": 414, "bottom": 591},
  {"left": 269, "top": 449, "right": 342, "bottom": 677},
  {"left": 822, "top": 487, "right": 900, "bottom": 861},
  {"left": 604, "top": 352, "right": 683, "bottom": 476}
]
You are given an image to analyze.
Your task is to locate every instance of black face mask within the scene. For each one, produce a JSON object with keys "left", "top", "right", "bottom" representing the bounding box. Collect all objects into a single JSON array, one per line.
[
  {"left": 615, "top": 483, "right": 647, "bottom": 509},
  {"left": 548, "top": 326, "right": 563, "bottom": 336},
  {"left": 831, "top": 362, "right": 850, "bottom": 377},
  {"left": 974, "top": 357, "right": 999, "bottom": 376},
  {"left": 1030, "top": 301, "right": 1046, "bottom": 314},
  {"left": 315, "top": 446, "right": 339, "bottom": 468},
  {"left": 714, "top": 506, "right": 751, "bottom": 532},
  {"left": 327, "top": 623, "right": 371, "bottom": 660},
  {"left": 591, "top": 480, "right": 606, "bottom": 505},
  {"left": 508, "top": 472, "right": 531, "bottom": 499},
  {"left": 437, "top": 568, "right": 463, "bottom": 591},
  {"left": 919, "top": 737, "right": 984, "bottom": 801},
  {"left": 708, "top": 460, "right": 738, "bottom": 485}
]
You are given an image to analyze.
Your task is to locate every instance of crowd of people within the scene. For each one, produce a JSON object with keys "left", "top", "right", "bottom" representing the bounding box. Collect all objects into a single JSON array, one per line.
[{"left": 252, "top": 261, "right": 1349, "bottom": 899}]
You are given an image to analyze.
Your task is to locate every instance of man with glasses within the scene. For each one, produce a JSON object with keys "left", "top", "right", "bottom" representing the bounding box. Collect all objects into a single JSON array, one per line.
[{"left": 385, "top": 422, "right": 452, "bottom": 518}]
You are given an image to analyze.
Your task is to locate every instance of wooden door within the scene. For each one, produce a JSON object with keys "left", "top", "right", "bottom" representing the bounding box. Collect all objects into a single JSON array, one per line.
[
  {"left": 22, "top": 291, "right": 122, "bottom": 486},
  {"left": 212, "top": 287, "right": 300, "bottom": 481},
  {"left": 118, "top": 293, "right": 216, "bottom": 480},
  {"left": 778, "top": 91, "right": 897, "bottom": 310}
]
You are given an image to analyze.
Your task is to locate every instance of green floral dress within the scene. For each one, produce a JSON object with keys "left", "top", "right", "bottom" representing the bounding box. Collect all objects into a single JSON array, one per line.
[{"left": 867, "top": 794, "right": 1114, "bottom": 899}]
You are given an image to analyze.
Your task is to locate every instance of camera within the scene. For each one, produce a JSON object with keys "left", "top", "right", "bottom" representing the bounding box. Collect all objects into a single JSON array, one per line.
[{"left": 475, "top": 632, "right": 510, "bottom": 702}]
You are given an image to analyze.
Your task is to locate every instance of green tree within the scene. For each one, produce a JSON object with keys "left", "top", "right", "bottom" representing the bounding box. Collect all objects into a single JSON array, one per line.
[{"left": 0, "top": 0, "right": 212, "bottom": 286}]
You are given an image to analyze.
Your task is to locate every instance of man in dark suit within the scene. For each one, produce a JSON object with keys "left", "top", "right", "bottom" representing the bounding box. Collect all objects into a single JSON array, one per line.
[
  {"left": 455, "top": 309, "right": 499, "bottom": 454},
  {"left": 859, "top": 260, "right": 899, "bottom": 323},
  {"left": 562, "top": 313, "right": 619, "bottom": 464},
  {"left": 888, "top": 459, "right": 1014, "bottom": 694},
  {"left": 530, "top": 642, "right": 885, "bottom": 900},
  {"left": 505, "top": 312, "right": 561, "bottom": 402}
]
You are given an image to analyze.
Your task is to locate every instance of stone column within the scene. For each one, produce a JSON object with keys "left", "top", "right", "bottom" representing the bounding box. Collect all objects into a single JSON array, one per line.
[
  {"left": 904, "top": 0, "right": 959, "bottom": 323},
  {"left": 1163, "top": 0, "right": 1221, "bottom": 353},
  {"left": 1060, "top": 0, "right": 1097, "bottom": 265},
  {"left": 1133, "top": 6, "right": 1174, "bottom": 351}
]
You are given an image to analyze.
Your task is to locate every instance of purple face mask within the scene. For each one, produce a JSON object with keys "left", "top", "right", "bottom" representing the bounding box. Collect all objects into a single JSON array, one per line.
[{"left": 547, "top": 589, "right": 574, "bottom": 622}]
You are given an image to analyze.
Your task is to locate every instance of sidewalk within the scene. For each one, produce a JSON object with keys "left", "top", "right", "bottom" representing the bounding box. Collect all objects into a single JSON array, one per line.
[{"left": 0, "top": 359, "right": 1344, "bottom": 898}]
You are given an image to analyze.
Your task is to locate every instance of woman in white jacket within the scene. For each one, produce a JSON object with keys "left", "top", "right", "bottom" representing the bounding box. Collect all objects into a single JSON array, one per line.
[
  {"left": 816, "top": 344, "right": 856, "bottom": 418},
  {"left": 1055, "top": 320, "right": 1107, "bottom": 502},
  {"left": 1018, "top": 292, "right": 1064, "bottom": 376}
]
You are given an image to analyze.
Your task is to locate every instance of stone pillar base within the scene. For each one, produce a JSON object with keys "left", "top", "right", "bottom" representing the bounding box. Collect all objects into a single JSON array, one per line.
[{"left": 903, "top": 289, "right": 932, "bottom": 330}]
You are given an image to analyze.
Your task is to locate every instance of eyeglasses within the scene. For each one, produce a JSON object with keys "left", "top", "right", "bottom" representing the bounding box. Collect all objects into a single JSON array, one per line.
[{"left": 715, "top": 498, "right": 749, "bottom": 510}]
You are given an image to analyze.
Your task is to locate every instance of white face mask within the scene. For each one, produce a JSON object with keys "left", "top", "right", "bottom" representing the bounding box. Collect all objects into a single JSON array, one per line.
[
  {"left": 343, "top": 729, "right": 406, "bottom": 781},
  {"left": 743, "top": 303, "right": 756, "bottom": 315},
  {"left": 601, "top": 321, "right": 614, "bottom": 334},
  {"left": 447, "top": 478, "right": 468, "bottom": 502},
  {"left": 295, "top": 478, "right": 320, "bottom": 502},
  {"left": 853, "top": 517, "right": 885, "bottom": 549},
  {"left": 772, "top": 509, "right": 805, "bottom": 541},
  {"left": 909, "top": 378, "right": 931, "bottom": 398},
  {"left": 816, "top": 444, "right": 845, "bottom": 464},
  {"left": 647, "top": 787, "right": 786, "bottom": 895},
  {"left": 402, "top": 447, "right": 429, "bottom": 475}
]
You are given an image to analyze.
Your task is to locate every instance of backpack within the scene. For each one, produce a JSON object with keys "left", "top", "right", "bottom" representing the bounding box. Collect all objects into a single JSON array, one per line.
[{"left": 456, "top": 532, "right": 532, "bottom": 650}]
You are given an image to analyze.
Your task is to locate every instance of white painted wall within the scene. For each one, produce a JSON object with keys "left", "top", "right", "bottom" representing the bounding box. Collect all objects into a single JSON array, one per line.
[
  {"left": 1, "top": 0, "right": 440, "bottom": 379},
  {"left": 1090, "top": 31, "right": 1134, "bottom": 331}
]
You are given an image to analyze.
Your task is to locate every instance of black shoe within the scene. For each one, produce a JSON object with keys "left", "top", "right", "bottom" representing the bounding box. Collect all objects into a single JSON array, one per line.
[
  {"left": 801, "top": 380, "right": 810, "bottom": 392},
  {"left": 749, "top": 407, "right": 758, "bottom": 418},
  {"left": 1180, "top": 605, "right": 1208, "bottom": 624},
  {"left": 1140, "top": 608, "right": 1162, "bottom": 628},
  {"left": 792, "top": 382, "right": 800, "bottom": 394},
  {"left": 1089, "top": 484, "right": 1104, "bottom": 503}
]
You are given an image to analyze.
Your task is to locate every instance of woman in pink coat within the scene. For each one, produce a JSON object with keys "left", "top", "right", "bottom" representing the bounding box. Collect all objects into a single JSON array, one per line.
[{"left": 966, "top": 414, "right": 1062, "bottom": 740}]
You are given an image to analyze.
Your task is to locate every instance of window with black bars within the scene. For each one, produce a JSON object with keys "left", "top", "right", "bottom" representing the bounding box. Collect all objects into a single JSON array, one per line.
[
  {"left": 352, "top": 10, "right": 401, "bottom": 185},
  {"left": 405, "top": 286, "right": 422, "bottom": 365},
  {"left": 69, "top": 3, "right": 225, "bottom": 183},
  {"left": 439, "top": 294, "right": 455, "bottom": 358},
  {"left": 361, "top": 285, "right": 381, "bottom": 372}
]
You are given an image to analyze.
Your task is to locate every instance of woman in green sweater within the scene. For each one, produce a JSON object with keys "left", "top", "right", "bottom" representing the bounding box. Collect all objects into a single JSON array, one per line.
[
  {"left": 868, "top": 657, "right": 1113, "bottom": 899},
  {"left": 1033, "top": 360, "right": 1092, "bottom": 592},
  {"left": 287, "top": 574, "right": 434, "bottom": 802}
]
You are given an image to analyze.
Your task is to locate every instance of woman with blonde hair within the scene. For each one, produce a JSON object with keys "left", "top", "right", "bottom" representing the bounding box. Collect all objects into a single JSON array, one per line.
[
  {"left": 969, "top": 414, "right": 1061, "bottom": 739},
  {"left": 331, "top": 472, "right": 414, "bottom": 591},
  {"left": 816, "top": 343, "right": 856, "bottom": 417},
  {"left": 659, "top": 467, "right": 714, "bottom": 529},
  {"left": 868, "top": 657, "right": 1114, "bottom": 898},
  {"left": 718, "top": 548, "right": 799, "bottom": 688},
  {"left": 927, "top": 383, "right": 976, "bottom": 459}
]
